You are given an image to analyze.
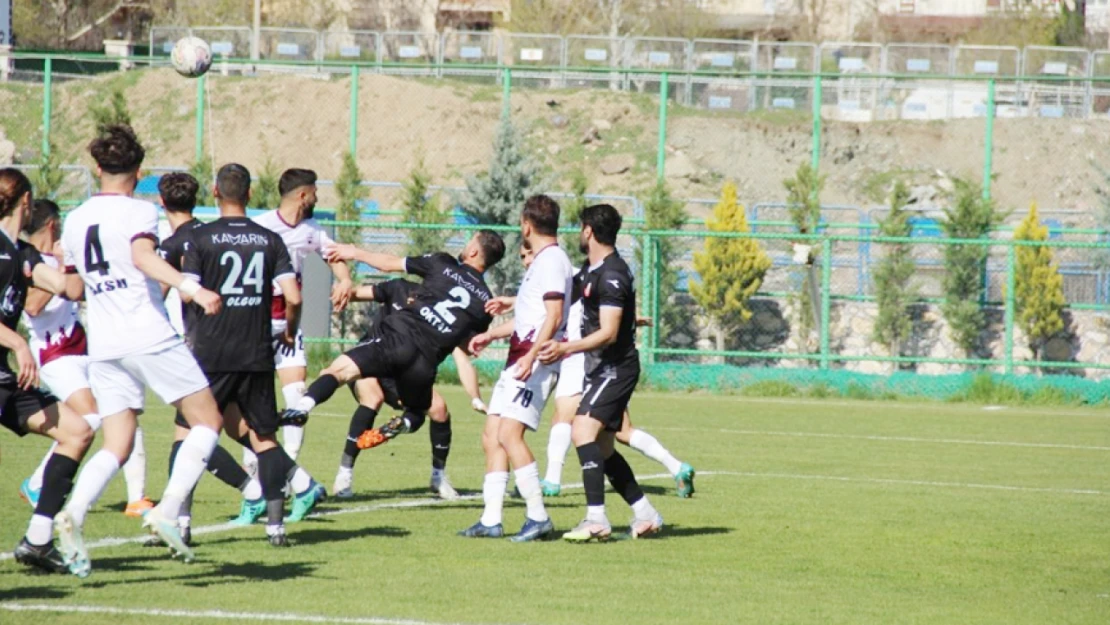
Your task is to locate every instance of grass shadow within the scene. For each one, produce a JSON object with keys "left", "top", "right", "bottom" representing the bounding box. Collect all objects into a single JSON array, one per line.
[
  {"left": 656, "top": 525, "right": 732, "bottom": 539},
  {"left": 81, "top": 560, "right": 319, "bottom": 589},
  {"left": 0, "top": 585, "right": 73, "bottom": 601},
  {"left": 291, "top": 526, "right": 410, "bottom": 546}
]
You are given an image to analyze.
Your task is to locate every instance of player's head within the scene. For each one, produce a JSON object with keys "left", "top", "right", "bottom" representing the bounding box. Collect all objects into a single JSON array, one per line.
[
  {"left": 214, "top": 163, "right": 252, "bottom": 210},
  {"left": 24, "top": 199, "right": 61, "bottom": 240},
  {"left": 521, "top": 194, "right": 560, "bottom": 240},
  {"left": 279, "top": 168, "right": 317, "bottom": 219},
  {"left": 579, "top": 203, "right": 621, "bottom": 254},
  {"left": 88, "top": 124, "right": 145, "bottom": 187},
  {"left": 519, "top": 243, "right": 534, "bottom": 269},
  {"left": 158, "top": 172, "right": 199, "bottom": 215},
  {"left": 0, "top": 168, "right": 33, "bottom": 223},
  {"left": 461, "top": 229, "right": 505, "bottom": 272}
]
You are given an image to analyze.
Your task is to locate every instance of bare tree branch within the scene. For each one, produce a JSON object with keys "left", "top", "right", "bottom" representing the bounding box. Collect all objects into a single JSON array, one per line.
[{"left": 65, "top": 1, "right": 149, "bottom": 42}]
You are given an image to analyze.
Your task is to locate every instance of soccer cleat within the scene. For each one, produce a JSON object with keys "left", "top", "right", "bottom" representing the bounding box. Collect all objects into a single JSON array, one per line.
[
  {"left": 333, "top": 469, "right": 354, "bottom": 499},
  {"left": 457, "top": 521, "right": 504, "bottom": 538},
  {"left": 19, "top": 478, "right": 40, "bottom": 508},
  {"left": 229, "top": 498, "right": 266, "bottom": 526},
  {"left": 124, "top": 497, "right": 155, "bottom": 518},
  {"left": 13, "top": 539, "right": 69, "bottom": 574},
  {"left": 284, "top": 482, "right": 326, "bottom": 523},
  {"left": 509, "top": 517, "right": 555, "bottom": 543},
  {"left": 675, "top": 463, "right": 696, "bottom": 499},
  {"left": 143, "top": 523, "right": 192, "bottom": 548},
  {"left": 266, "top": 526, "right": 290, "bottom": 547},
  {"left": 54, "top": 511, "right": 90, "bottom": 578},
  {"left": 629, "top": 512, "right": 664, "bottom": 539},
  {"left": 356, "top": 416, "right": 410, "bottom": 450},
  {"left": 429, "top": 474, "right": 459, "bottom": 500},
  {"left": 540, "top": 480, "right": 561, "bottom": 497},
  {"left": 142, "top": 505, "right": 194, "bottom": 563},
  {"left": 562, "top": 519, "right": 612, "bottom": 543},
  {"left": 279, "top": 408, "right": 309, "bottom": 427}
]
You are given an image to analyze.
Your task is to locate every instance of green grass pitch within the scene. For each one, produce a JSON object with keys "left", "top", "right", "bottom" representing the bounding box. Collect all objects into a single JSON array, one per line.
[{"left": 0, "top": 388, "right": 1107, "bottom": 625}]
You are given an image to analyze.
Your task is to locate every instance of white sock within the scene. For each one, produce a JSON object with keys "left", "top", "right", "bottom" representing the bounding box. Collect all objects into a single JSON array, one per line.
[
  {"left": 122, "top": 425, "right": 147, "bottom": 503},
  {"left": 337, "top": 465, "right": 353, "bottom": 480},
  {"left": 28, "top": 444, "right": 54, "bottom": 491},
  {"left": 178, "top": 514, "right": 191, "bottom": 529},
  {"left": 586, "top": 504, "right": 608, "bottom": 525},
  {"left": 282, "top": 382, "right": 306, "bottom": 410},
  {"left": 25, "top": 514, "right": 54, "bottom": 546},
  {"left": 631, "top": 496, "right": 658, "bottom": 522},
  {"left": 242, "top": 476, "right": 262, "bottom": 501},
  {"left": 544, "top": 423, "right": 572, "bottom": 485},
  {"left": 65, "top": 449, "right": 121, "bottom": 527},
  {"left": 294, "top": 396, "right": 317, "bottom": 412},
  {"left": 629, "top": 429, "right": 683, "bottom": 477},
  {"left": 282, "top": 425, "right": 304, "bottom": 461},
  {"left": 479, "top": 471, "right": 509, "bottom": 527},
  {"left": 289, "top": 466, "right": 313, "bottom": 494},
  {"left": 431, "top": 467, "right": 445, "bottom": 482},
  {"left": 243, "top": 447, "right": 258, "bottom": 471},
  {"left": 514, "top": 462, "right": 548, "bottom": 523},
  {"left": 160, "top": 427, "right": 219, "bottom": 520}
]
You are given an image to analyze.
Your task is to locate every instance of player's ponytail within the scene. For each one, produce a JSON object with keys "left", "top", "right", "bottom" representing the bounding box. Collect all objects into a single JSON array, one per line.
[{"left": 0, "top": 168, "right": 32, "bottom": 220}]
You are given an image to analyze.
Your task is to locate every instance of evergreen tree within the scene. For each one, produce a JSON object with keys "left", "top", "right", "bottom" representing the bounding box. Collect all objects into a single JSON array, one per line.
[
  {"left": 402, "top": 158, "right": 448, "bottom": 256},
  {"left": 871, "top": 180, "right": 917, "bottom": 358},
  {"left": 335, "top": 152, "right": 365, "bottom": 246},
  {"left": 1013, "top": 202, "right": 1066, "bottom": 360},
  {"left": 249, "top": 159, "right": 281, "bottom": 210},
  {"left": 459, "top": 117, "right": 543, "bottom": 294},
  {"left": 783, "top": 162, "right": 825, "bottom": 347},
  {"left": 690, "top": 181, "right": 771, "bottom": 351},
  {"left": 636, "top": 181, "right": 688, "bottom": 349},
  {"left": 90, "top": 88, "right": 132, "bottom": 135},
  {"left": 189, "top": 157, "right": 214, "bottom": 207},
  {"left": 562, "top": 171, "right": 589, "bottom": 267},
  {"left": 34, "top": 143, "right": 65, "bottom": 200},
  {"left": 940, "top": 178, "right": 1003, "bottom": 357}
]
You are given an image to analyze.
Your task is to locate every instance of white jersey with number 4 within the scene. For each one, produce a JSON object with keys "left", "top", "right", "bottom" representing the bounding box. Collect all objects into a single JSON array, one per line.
[
  {"left": 62, "top": 195, "right": 178, "bottom": 361},
  {"left": 252, "top": 210, "right": 335, "bottom": 325},
  {"left": 506, "top": 244, "right": 573, "bottom": 368}
]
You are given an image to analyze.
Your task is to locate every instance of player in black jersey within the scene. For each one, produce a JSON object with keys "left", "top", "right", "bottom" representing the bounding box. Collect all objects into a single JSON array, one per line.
[
  {"left": 180, "top": 163, "right": 325, "bottom": 546},
  {"left": 0, "top": 169, "right": 97, "bottom": 574},
  {"left": 154, "top": 172, "right": 266, "bottom": 544},
  {"left": 539, "top": 204, "right": 663, "bottom": 542},
  {"left": 281, "top": 232, "right": 505, "bottom": 449}
]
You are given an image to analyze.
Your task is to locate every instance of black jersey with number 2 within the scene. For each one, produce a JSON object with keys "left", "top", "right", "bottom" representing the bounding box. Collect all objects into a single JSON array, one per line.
[
  {"left": 181, "top": 217, "right": 295, "bottom": 372},
  {"left": 580, "top": 251, "right": 638, "bottom": 370},
  {"left": 400, "top": 253, "right": 493, "bottom": 363}
]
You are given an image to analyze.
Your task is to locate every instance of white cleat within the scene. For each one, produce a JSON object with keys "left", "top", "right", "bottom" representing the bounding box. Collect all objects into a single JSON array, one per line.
[
  {"left": 55, "top": 511, "right": 90, "bottom": 578},
  {"left": 333, "top": 469, "right": 354, "bottom": 499},
  {"left": 629, "top": 512, "right": 664, "bottom": 539},
  {"left": 142, "top": 505, "right": 194, "bottom": 563},
  {"left": 430, "top": 474, "right": 459, "bottom": 501}
]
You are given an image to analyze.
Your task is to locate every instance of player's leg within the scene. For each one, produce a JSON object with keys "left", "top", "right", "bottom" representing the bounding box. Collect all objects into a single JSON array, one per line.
[
  {"left": 334, "top": 378, "right": 386, "bottom": 498},
  {"left": 563, "top": 413, "right": 612, "bottom": 542},
  {"left": 282, "top": 354, "right": 363, "bottom": 423},
  {"left": 543, "top": 353, "right": 584, "bottom": 496},
  {"left": 458, "top": 413, "right": 509, "bottom": 538},
  {"left": 616, "top": 409, "right": 695, "bottom": 498},
  {"left": 426, "top": 390, "right": 457, "bottom": 500},
  {"left": 497, "top": 364, "right": 558, "bottom": 541},
  {"left": 274, "top": 329, "right": 308, "bottom": 460}
]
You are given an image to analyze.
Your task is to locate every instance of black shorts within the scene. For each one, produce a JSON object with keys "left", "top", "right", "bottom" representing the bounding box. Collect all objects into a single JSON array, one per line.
[
  {"left": 344, "top": 331, "right": 436, "bottom": 413},
  {"left": 175, "top": 371, "right": 278, "bottom": 436},
  {"left": 575, "top": 360, "right": 640, "bottom": 432},
  {"left": 0, "top": 382, "right": 58, "bottom": 437},
  {"left": 348, "top": 377, "right": 404, "bottom": 411}
]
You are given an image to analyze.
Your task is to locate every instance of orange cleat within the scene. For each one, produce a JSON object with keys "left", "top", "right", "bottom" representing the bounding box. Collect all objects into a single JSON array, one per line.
[
  {"left": 124, "top": 497, "right": 155, "bottom": 518},
  {"left": 356, "top": 429, "right": 388, "bottom": 450}
]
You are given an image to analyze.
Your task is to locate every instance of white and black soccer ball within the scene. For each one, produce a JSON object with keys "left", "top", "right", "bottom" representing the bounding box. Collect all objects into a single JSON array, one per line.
[{"left": 171, "top": 36, "right": 213, "bottom": 78}]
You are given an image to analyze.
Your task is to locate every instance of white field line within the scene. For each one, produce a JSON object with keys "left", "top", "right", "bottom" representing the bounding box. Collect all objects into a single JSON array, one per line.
[
  {"left": 703, "top": 470, "right": 1110, "bottom": 496},
  {"left": 647, "top": 426, "right": 1110, "bottom": 452},
  {"left": 0, "top": 603, "right": 520, "bottom": 625}
]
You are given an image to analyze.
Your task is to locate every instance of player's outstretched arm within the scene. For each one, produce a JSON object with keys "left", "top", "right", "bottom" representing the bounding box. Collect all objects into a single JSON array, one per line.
[
  {"left": 484, "top": 295, "right": 516, "bottom": 315},
  {"left": 23, "top": 287, "right": 54, "bottom": 317},
  {"left": 513, "top": 298, "right": 564, "bottom": 381},
  {"left": 132, "top": 238, "right": 222, "bottom": 316},
  {"left": 328, "top": 258, "right": 354, "bottom": 312},
  {"left": 29, "top": 263, "right": 66, "bottom": 296},
  {"left": 539, "top": 306, "right": 620, "bottom": 363},
  {"left": 324, "top": 243, "right": 405, "bottom": 273},
  {"left": 451, "top": 347, "right": 486, "bottom": 413},
  {"left": 349, "top": 284, "right": 376, "bottom": 302},
  {"left": 468, "top": 319, "right": 514, "bottom": 356},
  {"left": 278, "top": 275, "right": 302, "bottom": 345}
]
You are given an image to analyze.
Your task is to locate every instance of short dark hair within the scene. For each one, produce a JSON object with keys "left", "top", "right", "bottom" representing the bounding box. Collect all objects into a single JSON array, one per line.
[
  {"left": 521, "top": 194, "right": 560, "bottom": 236},
  {"left": 158, "top": 172, "right": 199, "bottom": 213},
  {"left": 279, "top": 168, "right": 317, "bottom": 197},
  {"left": 88, "top": 124, "right": 145, "bottom": 174},
  {"left": 0, "top": 168, "right": 32, "bottom": 220},
  {"left": 24, "top": 199, "right": 60, "bottom": 235},
  {"left": 580, "top": 204, "right": 622, "bottom": 246},
  {"left": 476, "top": 229, "right": 505, "bottom": 268},
  {"left": 215, "top": 163, "right": 251, "bottom": 205}
]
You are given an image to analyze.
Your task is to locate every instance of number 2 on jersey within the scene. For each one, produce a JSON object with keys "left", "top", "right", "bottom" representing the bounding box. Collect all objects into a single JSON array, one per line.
[
  {"left": 432, "top": 286, "right": 471, "bottom": 325},
  {"left": 84, "top": 225, "right": 110, "bottom": 275},
  {"left": 220, "top": 251, "right": 264, "bottom": 295}
]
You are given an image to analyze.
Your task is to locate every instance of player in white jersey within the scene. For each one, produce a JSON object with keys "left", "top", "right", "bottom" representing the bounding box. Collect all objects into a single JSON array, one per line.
[
  {"left": 460, "top": 195, "right": 572, "bottom": 542},
  {"left": 57, "top": 124, "right": 228, "bottom": 573},
  {"left": 19, "top": 200, "right": 153, "bottom": 519},
  {"left": 251, "top": 168, "right": 353, "bottom": 464}
]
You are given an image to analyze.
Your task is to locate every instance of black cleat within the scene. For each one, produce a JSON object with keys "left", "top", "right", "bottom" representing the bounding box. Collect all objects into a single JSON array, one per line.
[
  {"left": 268, "top": 529, "right": 290, "bottom": 547},
  {"left": 13, "top": 539, "right": 69, "bottom": 574},
  {"left": 279, "top": 409, "right": 309, "bottom": 427}
]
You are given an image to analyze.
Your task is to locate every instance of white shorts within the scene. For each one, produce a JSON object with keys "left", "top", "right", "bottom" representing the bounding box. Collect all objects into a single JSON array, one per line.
[
  {"left": 487, "top": 361, "right": 558, "bottom": 431},
  {"left": 40, "top": 355, "right": 91, "bottom": 404},
  {"left": 89, "top": 341, "right": 209, "bottom": 416},
  {"left": 273, "top": 327, "right": 306, "bottom": 370},
  {"left": 554, "top": 352, "right": 586, "bottom": 399}
]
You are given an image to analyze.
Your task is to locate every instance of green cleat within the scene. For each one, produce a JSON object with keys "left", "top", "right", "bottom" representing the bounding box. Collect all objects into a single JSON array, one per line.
[
  {"left": 229, "top": 498, "right": 266, "bottom": 526},
  {"left": 540, "top": 480, "right": 561, "bottom": 497},
  {"left": 675, "top": 463, "right": 696, "bottom": 498},
  {"left": 562, "top": 519, "right": 612, "bottom": 543},
  {"left": 284, "top": 482, "right": 326, "bottom": 523}
]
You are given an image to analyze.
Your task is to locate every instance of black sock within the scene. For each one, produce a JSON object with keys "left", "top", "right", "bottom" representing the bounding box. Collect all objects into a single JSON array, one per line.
[
  {"left": 34, "top": 453, "right": 79, "bottom": 519},
  {"left": 207, "top": 445, "right": 251, "bottom": 491},
  {"left": 343, "top": 405, "right": 378, "bottom": 468},
  {"left": 169, "top": 440, "right": 183, "bottom": 477},
  {"left": 429, "top": 417, "right": 451, "bottom": 471},
  {"left": 576, "top": 443, "right": 606, "bottom": 507},
  {"left": 305, "top": 374, "right": 340, "bottom": 408},
  {"left": 404, "top": 409, "right": 426, "bottom": 434},
  {"left": 603, "top": 450, "right": 644, "bottom": 507},
  {"left": 257, "top": 448, "right": 287, "bottom": 525}
]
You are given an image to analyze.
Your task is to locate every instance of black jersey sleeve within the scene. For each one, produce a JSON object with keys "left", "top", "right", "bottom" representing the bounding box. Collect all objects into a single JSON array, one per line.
[
  {"left": 18, "top": 242, "right": 44, "bottom": 274},
  {"left": 404, "top": 253, "right": 452, "bottom": 279},
  {"left": 597, "top": 267, "right": 633, "bottom": 309},
  {"left": 374, "top": 279, "right": 416, "bottom": 306},
  {"left": 180, "top": 235, "right": 202, "bottom": 282}
]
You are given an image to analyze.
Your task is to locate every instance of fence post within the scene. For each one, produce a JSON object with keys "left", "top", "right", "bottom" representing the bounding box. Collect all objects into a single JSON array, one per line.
[
  {"left": 641, "top": 232, "right": 655, "bottom": 364},
  {"left": 982, "top": 78, "right": 995, "bottom": 201},
  {"left": 651, "top": 237, "right": 662, "bottom": 353},
  {"left": 820, "top": 237, "right": 832, "bottom": 370},
  {"left": 656, "top": 72, "right": 669, "bottom": 182},
  {"left": 349, "top": 65, "right": 360, "bottom": 155},
  {"left": 194, "top": 73, "right": 206, "bottom": 163},
  {"left": 811, "top": 74, "right": 821, "bottom": 173},
  {"left": 42, "top": 58, "right": 52, "bottom": 156},
  {"left": 1003, "top": 242, "right": 1015, "bottom": 375},
  {"left": 501, "top": 67, "right": 511, "bottom": 119}
]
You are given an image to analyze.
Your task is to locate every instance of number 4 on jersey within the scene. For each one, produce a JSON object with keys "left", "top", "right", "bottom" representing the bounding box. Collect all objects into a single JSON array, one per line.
[{"left": 84, "top": 225, "right": 110, "bottom": 275}]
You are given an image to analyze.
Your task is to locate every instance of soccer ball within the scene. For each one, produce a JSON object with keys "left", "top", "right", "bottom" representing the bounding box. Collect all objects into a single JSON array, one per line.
[{"left": 171, "top": 36, "right": 213, "bottom": 78}]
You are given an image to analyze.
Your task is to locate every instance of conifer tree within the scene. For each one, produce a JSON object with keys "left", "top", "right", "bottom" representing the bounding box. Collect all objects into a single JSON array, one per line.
[{"left": 1013, "top": 202, "right": 1066, "bottom": 360}]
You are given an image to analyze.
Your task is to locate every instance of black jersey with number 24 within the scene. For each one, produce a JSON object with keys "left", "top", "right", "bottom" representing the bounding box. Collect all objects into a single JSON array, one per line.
[
  {"left": 181, "top": 217, "right": 295, "bottom": 372},
  {"left": 580, "top": 251, "right": 638, "bottom": 370},
  {"left": 401, "top": 253, "right": 493, "bottom": 363}
]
